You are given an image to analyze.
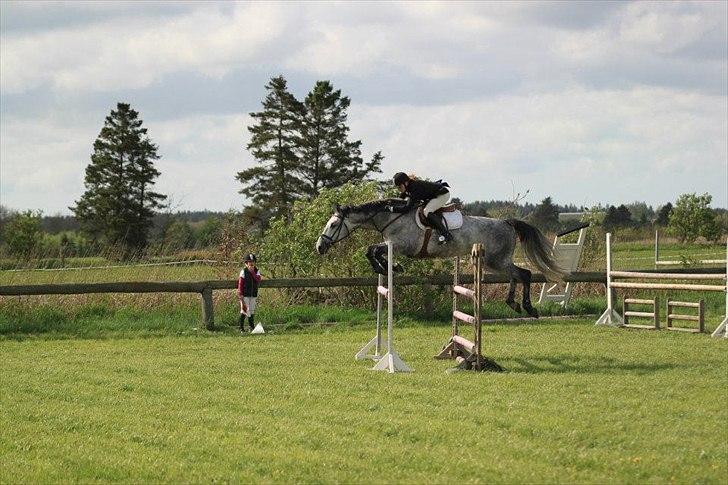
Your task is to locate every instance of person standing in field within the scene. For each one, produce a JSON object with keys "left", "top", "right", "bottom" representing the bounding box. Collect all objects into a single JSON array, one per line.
[{"left": 237, "top": 253, "right": 262, "bottom": 333}]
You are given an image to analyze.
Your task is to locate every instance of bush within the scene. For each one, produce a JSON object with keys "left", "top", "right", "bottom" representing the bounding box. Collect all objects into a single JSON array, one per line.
[{"left": 254, "top": 181, "right": 442, "bottom": 310}]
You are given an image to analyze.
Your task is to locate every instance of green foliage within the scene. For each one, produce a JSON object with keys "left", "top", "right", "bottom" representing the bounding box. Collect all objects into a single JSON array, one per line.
[
  {"left": 257, "top": 181, "right": 382, "bottom": 280},
  {"left": 668, "top": 193, "right": 722, "bottom": 243},
  {"left": 195, "top": 216, "right": 222, "bottom": 248},
  {"left": 625, "top": 201, "right": 654, "bottom": 225},
  {"left": 71, "top": 102, "right": 166, "bottom": 255},
  {"left": 1, "top": 210, "right": 42, "bottom": 257},
  {"left": 603, "top": 204, "right": 632, "bottom": 230},
  {"left": 162, "top": 220, "right": 195, "bottom": 251}
]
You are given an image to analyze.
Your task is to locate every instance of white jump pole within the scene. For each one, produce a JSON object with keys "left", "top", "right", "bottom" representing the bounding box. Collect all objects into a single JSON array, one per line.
[
  {"left": 372, "top": 241, "right": 412, "bottom": 373},
  {"left": 710, "top": 239, "right": 728, "bottom": 338},
  {"left": 595, "top": 232, "right": 624, "bottom": 326},
  {"left": 354, "top": 271, "right": 385, "bottom": 360}
]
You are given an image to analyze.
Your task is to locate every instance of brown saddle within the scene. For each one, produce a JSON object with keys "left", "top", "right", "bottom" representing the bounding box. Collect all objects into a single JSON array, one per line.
[{"left": 417, "top": 202, "right": 461, "bottom": 226}]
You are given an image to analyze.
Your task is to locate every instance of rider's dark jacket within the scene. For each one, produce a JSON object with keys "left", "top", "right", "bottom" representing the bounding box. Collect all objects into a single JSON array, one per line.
[{"left": 391, "top": 179, "right": 449, "bottom": 213}]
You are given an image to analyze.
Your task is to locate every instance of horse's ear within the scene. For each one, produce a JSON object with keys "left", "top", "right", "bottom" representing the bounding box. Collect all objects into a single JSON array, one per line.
[{"left": 334, "top": 203, "right": 341, "bottom": 214}]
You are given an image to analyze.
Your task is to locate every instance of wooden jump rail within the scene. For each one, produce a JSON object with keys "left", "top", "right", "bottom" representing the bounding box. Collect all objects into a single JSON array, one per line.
[
  {"left": 622, "top": 297, "right": 659, "bottom": 330},
  {"left": 354, "top": 241, "right": 411, "bottom": 373},
  {"left": 435, "top": 244, "right": 504, "bottom": 372},
  {"left": 596, "top": 233, "right": 728, "bottom": 338},
  {"left": 666, "top": 299, "right": 704, "bottom": 333}
]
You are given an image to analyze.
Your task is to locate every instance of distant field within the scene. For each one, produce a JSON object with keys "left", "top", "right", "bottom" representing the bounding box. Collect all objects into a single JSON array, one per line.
[{"left": 1, "top": 321, "right": 725, "bottom": 483}]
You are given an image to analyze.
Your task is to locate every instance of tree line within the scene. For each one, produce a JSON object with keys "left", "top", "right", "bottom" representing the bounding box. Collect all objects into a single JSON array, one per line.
[{"left": 1, "top": 76, "right": 384, "bottom": 259}]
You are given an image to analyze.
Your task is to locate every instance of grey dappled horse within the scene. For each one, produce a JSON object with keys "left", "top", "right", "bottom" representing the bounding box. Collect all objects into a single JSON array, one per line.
[{"left": 315, "top": 198, "right": 564, "bottom": 318}]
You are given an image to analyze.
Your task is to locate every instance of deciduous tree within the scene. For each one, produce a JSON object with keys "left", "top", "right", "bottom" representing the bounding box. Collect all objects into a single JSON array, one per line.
[{"left": 669, "top": 193, "right": 722, "bottom": 243}]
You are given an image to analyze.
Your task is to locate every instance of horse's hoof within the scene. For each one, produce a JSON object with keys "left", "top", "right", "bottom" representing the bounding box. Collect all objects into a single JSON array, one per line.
[
  {"left": 524, "top": 305, "right": 539, "bottom": 318},
  {"left": 506, "top": 301, "right": 522, "bottom": 313},
  {"left": 392, "top": 263, "right": 404, "bottom": 273}
]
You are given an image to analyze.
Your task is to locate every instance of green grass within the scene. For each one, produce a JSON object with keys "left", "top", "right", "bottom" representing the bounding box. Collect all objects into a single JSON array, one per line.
[
  {"left": 611, "top": 241, "right": 725, "bottom": 269},
  {"left": 1, "top": 320, "right": 726, "bottom": 483}
]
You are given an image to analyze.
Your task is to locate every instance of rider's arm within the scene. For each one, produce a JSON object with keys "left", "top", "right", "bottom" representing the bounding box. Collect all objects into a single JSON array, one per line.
[{"left": 390, "top": 197, "right": 416, "bottom": 213}]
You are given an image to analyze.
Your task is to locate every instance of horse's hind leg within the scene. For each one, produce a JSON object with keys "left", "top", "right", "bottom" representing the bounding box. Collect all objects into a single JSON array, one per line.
[
  {"left": 505, "top": 276, "right": 522, "bottom": 313},
  {"left": 515, "top": 265, "right": 538, "bottom": 318}
]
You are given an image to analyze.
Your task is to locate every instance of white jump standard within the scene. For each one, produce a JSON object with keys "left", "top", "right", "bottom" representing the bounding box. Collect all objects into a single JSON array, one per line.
[
  {"left": 538, "top": 220, "right": 588, "bottom": 308},
  {"left": 355, "top": 241, "right": 412, "bottom": 372}
]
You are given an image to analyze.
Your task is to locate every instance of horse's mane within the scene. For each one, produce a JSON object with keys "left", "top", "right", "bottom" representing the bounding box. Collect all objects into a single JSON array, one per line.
[{"left": 341, "top": 198, "right": 402, "bottom": 215}]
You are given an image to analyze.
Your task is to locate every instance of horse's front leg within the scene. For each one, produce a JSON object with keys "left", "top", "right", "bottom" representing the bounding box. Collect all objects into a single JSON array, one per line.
[
  {"left": 366, "top": 244, "right": 387, "bottom": 275},
  {"left": 374, "top": 244, "right": 403, "bottom": 273}
]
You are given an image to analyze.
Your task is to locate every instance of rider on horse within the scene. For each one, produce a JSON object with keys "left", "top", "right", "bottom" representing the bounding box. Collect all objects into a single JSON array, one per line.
[{"left": 390, "top": 172, "right": 454, "bottom": 244}]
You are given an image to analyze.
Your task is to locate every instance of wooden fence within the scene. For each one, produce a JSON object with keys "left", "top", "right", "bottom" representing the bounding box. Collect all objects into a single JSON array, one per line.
[{"left": 1, "top": 268, "right": 724, "bottom": 329}]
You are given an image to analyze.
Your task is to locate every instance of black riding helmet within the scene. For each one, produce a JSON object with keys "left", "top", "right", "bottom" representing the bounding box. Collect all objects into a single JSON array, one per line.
[
  {"left": 393, "top": 172, "right": 410, "bottom": 186},
  {"left": 244, "top": 253, "right": 256, "bottom": 263}
]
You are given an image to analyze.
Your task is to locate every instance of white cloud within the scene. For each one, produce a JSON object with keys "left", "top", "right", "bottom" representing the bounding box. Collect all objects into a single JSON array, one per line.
[
  {"left": 1, "top": 1, "right": 726, "bottom": 213},
  {"left": 554, "top": 1, "right": 727, "bottom": 64},
  {"left": 350, "top": 86, "right": 727, "bottom": 207},
  {"left": 1, "top": 86, "right": 725, "bottom": 214},
  {"left": 0, "top": 113, "right": 253, "bottom": 214},
  {"left": 0, "top": 118, "right": 96, "bottom": 213},
  {"left": 151, "top": 114, "right": 252, "bottom": 212},
  {"left": 1, "top": 3, "right": 290, "bottom": 93}
]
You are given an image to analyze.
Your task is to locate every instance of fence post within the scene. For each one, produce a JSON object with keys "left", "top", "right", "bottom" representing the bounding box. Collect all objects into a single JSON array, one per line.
[
  {"left": 422, "top": 282, "right": 434, "bottom": 318},
  {"left": 201, "top": 288, "right": 214, "bottom": 330}
]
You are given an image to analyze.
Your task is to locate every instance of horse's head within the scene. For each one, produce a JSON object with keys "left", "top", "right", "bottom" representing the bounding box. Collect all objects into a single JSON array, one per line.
[{"left": 316, "top": 204, "right": 357, "bottom": 255}]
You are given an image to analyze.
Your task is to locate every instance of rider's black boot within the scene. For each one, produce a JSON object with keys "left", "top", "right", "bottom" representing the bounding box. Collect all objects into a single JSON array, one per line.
[{"left": 426, "top": 213, "right": 454, "bottom": 244}]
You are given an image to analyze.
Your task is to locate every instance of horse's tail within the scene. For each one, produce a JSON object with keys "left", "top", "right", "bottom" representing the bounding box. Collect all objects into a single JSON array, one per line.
[{"left": 506, "top": 219, "right": 566, "bottom": 282}]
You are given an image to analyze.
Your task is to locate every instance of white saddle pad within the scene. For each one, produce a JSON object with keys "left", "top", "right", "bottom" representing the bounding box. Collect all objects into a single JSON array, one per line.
[{"left": 415, "top": 210, "right": 464, "bottom": 231}]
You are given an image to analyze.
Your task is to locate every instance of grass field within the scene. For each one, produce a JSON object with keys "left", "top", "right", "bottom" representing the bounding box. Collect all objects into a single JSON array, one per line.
[
  {"left": 1, "top": 320, "right": 726, "bottom": 483},
  {"left": 1, "top": 238, "right": 726, "bottom": 483}
]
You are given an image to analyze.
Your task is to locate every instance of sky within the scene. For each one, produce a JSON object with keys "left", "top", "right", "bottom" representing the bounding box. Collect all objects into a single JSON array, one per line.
[{"left": 1, "top": 0, "right": 726, "bottom": 215}]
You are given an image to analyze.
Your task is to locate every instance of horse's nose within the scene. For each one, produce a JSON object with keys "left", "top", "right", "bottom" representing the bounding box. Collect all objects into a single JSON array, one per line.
[{"left": 315, "top": 239, "right": 328, "bottom": 255}]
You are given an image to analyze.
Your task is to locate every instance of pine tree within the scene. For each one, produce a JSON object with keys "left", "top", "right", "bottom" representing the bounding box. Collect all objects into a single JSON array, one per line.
[
  {"left": 71, "top": 103, "right": 166, "bottom": 255},
  {"left": 237, "top": 76, "right": 304, "bottom": 220},
  {"left": 530, "top": 196, "right": 560, "bottom": 232},
  {"left": 296, "top": 81, "right": 381, "bottom": 198}
]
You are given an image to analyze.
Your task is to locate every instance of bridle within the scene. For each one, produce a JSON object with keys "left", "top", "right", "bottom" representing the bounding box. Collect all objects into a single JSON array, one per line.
[{"left": 319, "top": 212, "right": 353, "bottom": 246}]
